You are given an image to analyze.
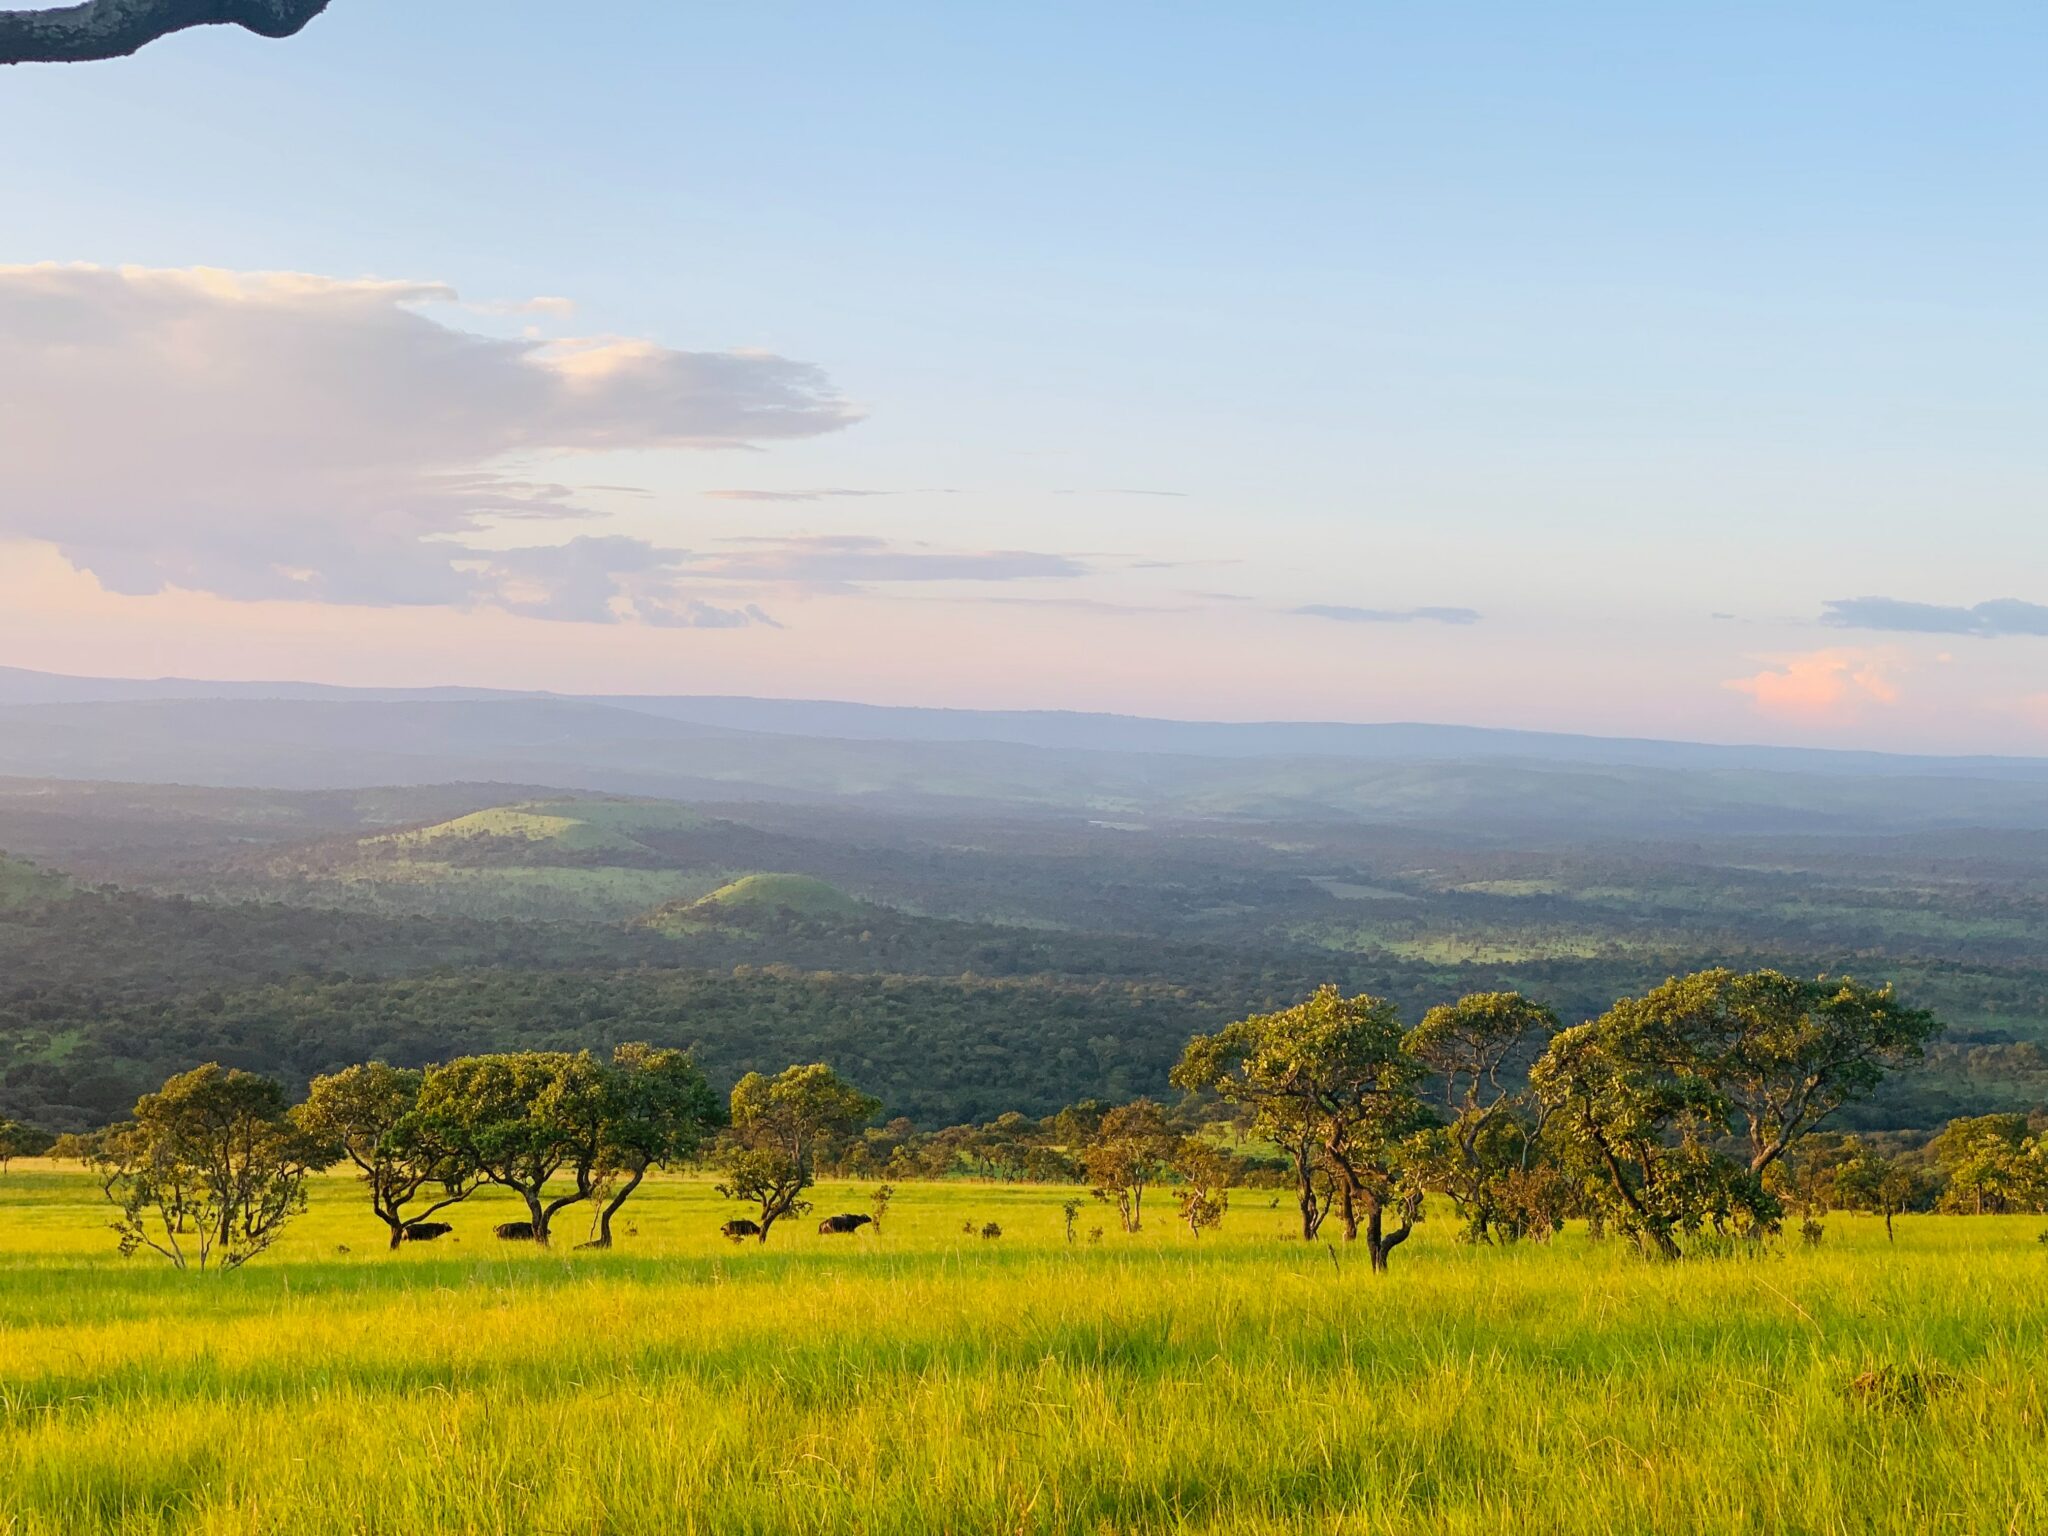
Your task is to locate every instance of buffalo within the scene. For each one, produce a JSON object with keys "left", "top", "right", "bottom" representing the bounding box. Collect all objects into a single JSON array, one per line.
[
  {"left": 720, "top": 1219, "right": 762, "bottom": 1242},
  {"left": 494, "top": 1221, "right": 536, "bottom": 1241},
  {"left": 817, "top": 1213, "right": 874, "bottom": 1235},
  {"left": 400, "top": 1221, "right": 453, "bottom": 1242}
]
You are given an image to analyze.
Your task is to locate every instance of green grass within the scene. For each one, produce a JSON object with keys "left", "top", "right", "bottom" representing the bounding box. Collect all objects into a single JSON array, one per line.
[{"left": 0, "top": 1165, "right": 2044, "bottom": 1534}]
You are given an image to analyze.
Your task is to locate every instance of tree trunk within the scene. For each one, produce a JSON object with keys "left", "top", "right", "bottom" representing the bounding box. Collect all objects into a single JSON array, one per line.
[
  {"left": 593, "top": 1166, "right": 646, "bottom": 1248},
  {"left": 1884, "top": 1208, "right": 1895, "bottom": 1242},
  {"left": 1364, "top": 1197, "right": 1416, "bottom": 1274},
  {"left": 524, "top": 1190, "right": 550, "bottom": 1245},
  {"left": 1641, "top": 1225, "right": 1681, "bottom": 1261},
  {"left": 1297, "top": 1173, "right": 1320, "bottom": 1241},
  {"left": 1336, "top": 1182, "right": 1360, "bottom": 1242}
]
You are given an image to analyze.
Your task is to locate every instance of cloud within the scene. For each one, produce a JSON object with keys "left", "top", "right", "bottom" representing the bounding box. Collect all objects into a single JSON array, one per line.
[
  {"left": 1292, "top": 604, "right": 1482, "bottom": 625},
  {"left": 1724, "top": 647, "right": 1904, "bottom": 723},
  {"left": 693, "top": 535, "right": 1088, "bottom": 592},
  {"left": 476, "top": 535, "right": 776, "bottom": 629},
  {"left": 1820, "top": 596, "right": 2048, "bottom": 638},
  {"left": 703, "top": 486, "right": 967, "bottom": 502},
  {"left": 0, "top": 263, "right": 858, "bottom": 615},
  {"left": 1051, "top": 488, "right": 1188, "bottom": 498},
  {"left": 462, "top": 531, "right": 1089, "bottom": 621},
  {"left": 704, "top": 487, "right": 898, "bottom": 503},
  {"left": 972, "top": 595, "right": 1194, "bottom": 615}
]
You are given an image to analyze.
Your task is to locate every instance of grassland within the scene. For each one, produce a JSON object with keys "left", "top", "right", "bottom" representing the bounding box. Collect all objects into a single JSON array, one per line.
[
  {"left": 0, "top": 855, "right": 68, "bottom": 909},
  {"left": 0, "top": 1165, "right": 2043, "bottom": 1534}
]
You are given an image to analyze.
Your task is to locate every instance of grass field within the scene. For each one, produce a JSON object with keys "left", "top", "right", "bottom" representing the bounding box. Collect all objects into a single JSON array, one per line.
[{"left": 0, "top": 1166, "right": 2044, "bottom": 1535}]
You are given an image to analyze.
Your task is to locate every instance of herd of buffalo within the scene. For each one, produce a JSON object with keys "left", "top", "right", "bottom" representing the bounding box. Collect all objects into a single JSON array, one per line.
[{"left": 389, "top": 1214, "right": 880, "bottom": 1244}]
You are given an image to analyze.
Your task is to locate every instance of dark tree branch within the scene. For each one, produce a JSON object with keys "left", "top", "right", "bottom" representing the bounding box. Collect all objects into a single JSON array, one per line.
[{"left": 1, "top": 0, "right": 330, "bottom": 65}]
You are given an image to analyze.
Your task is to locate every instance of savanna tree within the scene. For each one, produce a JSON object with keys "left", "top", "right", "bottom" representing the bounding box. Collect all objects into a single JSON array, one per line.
[
  {"left": 1530, "top": 1016, "right": 1763, "bottom": 1260},
  {"left": 295, "top": 1062, "right": 480, "bottom": 1250},
  {"left": 1080, "top": 1099, "right": 1175, "bottom": 1233},
  {"left": 1, "top": 1, "right": 332, "bottom": 66},
  {"left": 0, "top": 1117, "right": 51, "bottom": 1173},
  {"left": 1170, "top": 1135, "right": 1235, "bottom": 1238},
  {"left": 1928, "top": 1115, "right": 2048, "bottom": 1214},
  {"left": 1176, "top": 986, "right": 1431, "bottom": 1270},
  {"left": 1533, "top": 970, "right": 1939, "bottom": 1258},
  {"left": 713, "top": 1064, "right": 879, "bottom": 1243},
  {"left": 1644, "top": 970, "right": 1940, "bottom": 1176},
  {"left": 413, "top": 1051, "right": 609, "bottom": 1246},
  {"left": 1830, "top": 1142, "right": 1925, "bottom": 1240},
  {"left": 92, "top": 1063, "right": 328, "bottom": 1270},
  {"left": 585, "top": 1043, "right": 722, "bottom": 1248},
  {"left": 1406, "top": 991, "right": 1559, "bottom": 1242}
]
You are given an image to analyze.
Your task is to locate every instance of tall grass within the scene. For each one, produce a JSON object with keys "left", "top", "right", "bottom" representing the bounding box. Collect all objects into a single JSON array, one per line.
[{"left": 0, "top": 1165, "right": 2042, "bottom": 1533}]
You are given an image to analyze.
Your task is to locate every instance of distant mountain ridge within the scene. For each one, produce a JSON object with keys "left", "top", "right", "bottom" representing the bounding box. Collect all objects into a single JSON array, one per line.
[{"left": 6, "top": 663, "right": 2047, "bottom": 778}]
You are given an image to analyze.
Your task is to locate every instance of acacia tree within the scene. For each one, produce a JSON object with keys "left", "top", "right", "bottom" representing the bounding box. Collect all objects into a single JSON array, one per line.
[
  {"left": 91, "top": 1063, "right": 328, "bottom": 1270},
  {"left": 1533, "top": 969, "right": 1939, "bottom": 1259},
  {"left": 294, "top": 1062, "right": 480, "bottom": 1250},
  {"left": 1175, "top": 986, "right": 1431, "bottom": 1270},
  {"left": 0, "top": 1118, "right": 50, "bottom": 1173},
  {"left": 1831, "top": 1143, "right": 1924, "bottom": 1241},
  {"left": 1406, "top": 992, "right": 1559, "bottom": 1243},
  {"left": 1, "top": 1, "right": 332, "bottom": 66},
  {"left": 1170, "top": 1135, "right": 1235, "bottom": 1238},
  {"left": 584, "top": 1043, "right": 722, "bottom": 1248},
  {"left": 1080, "top": 1099, "right": 1175, "bottom": 1233},
  {"left": 1637, "top": 970, "right": 1940, "bottom": 1176},
  {"left": 713, "top": 1064, "right": 879, "bottom": 1243},
  {"left": 414, "top": 1051, "right": 609, "bottom": 1246},
  {"left": 1530, "top": 1017, "right": 1758, "bottom": 1260}
]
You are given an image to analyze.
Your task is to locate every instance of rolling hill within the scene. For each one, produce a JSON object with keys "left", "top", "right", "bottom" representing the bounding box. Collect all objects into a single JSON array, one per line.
[{"left": 640, "top": 873, "right": 874, "bottom": 934}]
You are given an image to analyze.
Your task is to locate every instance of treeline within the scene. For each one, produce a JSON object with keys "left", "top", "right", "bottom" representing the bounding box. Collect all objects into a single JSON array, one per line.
[
  {"left": 48, "top": 1050, "right": 878, "bottom": 1268},
  {"left": 30, "top": 965, "right": 2040, "bottom": 1273}
]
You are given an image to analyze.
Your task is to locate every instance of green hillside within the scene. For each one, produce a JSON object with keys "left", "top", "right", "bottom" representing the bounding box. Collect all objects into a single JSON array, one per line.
[
  {"left": 643, "top": 873, "right": 871, "bottom": 933},
  {"left": 0, "top": 853, "right": 69, "bottom": 909},
  {"left": 371, "top": 797, "right": 705, "bottom": 857}
]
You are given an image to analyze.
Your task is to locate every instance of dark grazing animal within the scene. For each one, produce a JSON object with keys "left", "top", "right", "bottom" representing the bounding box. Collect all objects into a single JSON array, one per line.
[
  {"left": 400, "top": 1221, "right": 453, "bottom": 1243},
  {"left": 493, "top": 1221, "right": 536, "bottom": 1241},
  {"left": 720, "top": 1219, "right": 762, "bottom": 1242},
  {"left": 817, "top": 1213, "right": 874, "bottom": 1235}
]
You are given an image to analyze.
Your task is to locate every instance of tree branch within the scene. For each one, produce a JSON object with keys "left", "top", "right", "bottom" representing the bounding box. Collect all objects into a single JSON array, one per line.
[{"left": 1, "top": 0, "right": 330, "bottom": 65}]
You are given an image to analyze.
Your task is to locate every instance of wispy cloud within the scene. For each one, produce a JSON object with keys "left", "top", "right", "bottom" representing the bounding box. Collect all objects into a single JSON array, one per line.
[
  {"left": 1051, "top": 488, "right": 1188, "bottom": 498},
  {"left": 971, "top": 595, "right": 1194, "bottom": 615},
  {"left": 1724, "top": 647, "right": 1904, "bottom": 723},
  {"left": 476, "top": 535, "right": 777, "bottom": 629},
  {"left": 0, "top": 264, "right": 858, "bottom": 616},
  {"left": 1821, "top": 596, "right": 2048, "bottom": 638},
  {"left": 461, "top": 532, "right": 1095, "bottom": 619},
  {"left": 1292, "top": 604, "right": 1482, "bottom": 626},
  {"left": 694, "top": 535, "right": 1088, "bottom": 592},
  {"left": 704, "top": 488, "right": 899, "bottom": 503}
]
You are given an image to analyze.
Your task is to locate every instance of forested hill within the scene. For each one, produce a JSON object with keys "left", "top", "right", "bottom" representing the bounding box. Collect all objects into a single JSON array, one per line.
[{"left": 5, "top": 776, "right": 2048, "bottom": 1136}]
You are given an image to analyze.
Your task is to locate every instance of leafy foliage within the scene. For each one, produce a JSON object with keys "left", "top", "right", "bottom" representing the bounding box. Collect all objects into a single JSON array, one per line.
[{"left": 89, "top": 1064, "right": 327, "bottom": 1269}]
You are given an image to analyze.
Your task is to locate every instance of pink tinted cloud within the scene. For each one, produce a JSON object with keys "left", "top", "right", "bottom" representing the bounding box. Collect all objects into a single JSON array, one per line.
[{"left": 1723, "top": 648, "right": 1904, "bottom": 724}]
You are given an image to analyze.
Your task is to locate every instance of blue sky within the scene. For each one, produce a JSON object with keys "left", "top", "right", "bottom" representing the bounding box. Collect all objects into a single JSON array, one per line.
[{"left": 4, "top": 2, "right": 2047, "bottom": 747}]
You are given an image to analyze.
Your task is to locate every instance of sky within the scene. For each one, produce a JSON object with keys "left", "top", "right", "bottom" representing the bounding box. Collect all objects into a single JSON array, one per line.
[{"left": 4, "top": 1, "right": 2048, "bottom": 750}]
